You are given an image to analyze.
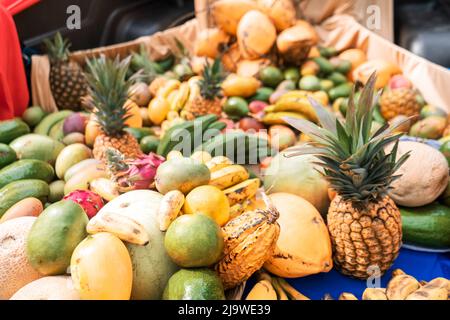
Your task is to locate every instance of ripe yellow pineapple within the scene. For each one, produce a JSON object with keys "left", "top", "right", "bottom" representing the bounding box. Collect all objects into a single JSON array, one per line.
[
  {"left": 44, "top": 32, "right": 88, "bottom": 110},
  {"left": 285, "top": 74, "right": 410, "bottom": 279},
  {"left": 182, "top": 58, "right": 224, "bottom": 120},
  {"left": 85, "top": 55, "right": 142, "bottom": 162},
  {"left": 379, "top": 88, "right": 422, "bottom": 121}
]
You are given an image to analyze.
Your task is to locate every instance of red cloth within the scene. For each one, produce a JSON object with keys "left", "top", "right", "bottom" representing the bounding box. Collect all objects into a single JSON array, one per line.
[{"left": 0, "top": 3, "right": 29, "bottom": 120}]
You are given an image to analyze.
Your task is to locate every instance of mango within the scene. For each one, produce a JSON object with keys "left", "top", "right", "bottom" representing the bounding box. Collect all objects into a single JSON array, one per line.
[{"left": 55, "top": 143, "right": 92, "bottom": 179}]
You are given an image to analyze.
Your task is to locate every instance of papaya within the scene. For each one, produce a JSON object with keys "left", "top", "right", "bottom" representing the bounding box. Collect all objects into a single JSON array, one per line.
[
  {"left": 0, "top": 118, "right": 30, "bottom": 144},
  {"left": 26, "top": 200, "right": 88, "bottom": 275},
  {"left": 0, "top": 159, "right": 55, "bottom": 189}
]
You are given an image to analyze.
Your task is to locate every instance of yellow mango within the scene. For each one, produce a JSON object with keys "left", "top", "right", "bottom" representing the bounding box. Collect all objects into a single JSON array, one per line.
[
  {"left": 222, "top": 74, "right": 261, "bottom": 97},
  {"left": 70, "top": 233, "right": 133, "bottom": 300},
  {"left": 148, "top": 96, "right": 170, "bottom": 125}
]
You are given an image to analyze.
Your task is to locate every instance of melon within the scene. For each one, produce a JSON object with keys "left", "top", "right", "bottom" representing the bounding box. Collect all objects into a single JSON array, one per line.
[
  {"left": 96, "top": 190, "right": 178, "bottom": 299},
  {"left": 0, "top": 217, "right": 42, "bottom": 299},
  {"left": 10, "top": 276, "right": 80, "bottom": 300},
  {"left": 263, "top": 150, "right": 330, "bottom": 215},
  {"left": 263, "top": 193, "right": 333, "bottom": 277}
]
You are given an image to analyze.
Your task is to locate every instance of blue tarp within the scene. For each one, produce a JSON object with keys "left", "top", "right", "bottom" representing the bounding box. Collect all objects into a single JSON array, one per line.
[{"left": 245, "top": 248, "right": 450, "bottom": 300}]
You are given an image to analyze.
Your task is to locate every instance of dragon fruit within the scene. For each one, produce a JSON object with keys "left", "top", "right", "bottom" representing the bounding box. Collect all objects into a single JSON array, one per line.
[
  {"left": 63, "top": 190, "right": 104, "bottom": 219},
  {"left": 105, "top": 148, "right": 165, "bottom": 192}
]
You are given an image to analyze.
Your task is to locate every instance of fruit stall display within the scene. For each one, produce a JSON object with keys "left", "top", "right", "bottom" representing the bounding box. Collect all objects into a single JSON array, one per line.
[{"left": 1, "top": 0, "right": 450, "bottom": 301}]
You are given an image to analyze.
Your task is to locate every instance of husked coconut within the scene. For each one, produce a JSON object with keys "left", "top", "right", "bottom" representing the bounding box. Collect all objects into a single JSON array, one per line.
[
  {"left": 386, "top": 141, "right": 449, "bottom": 207},
  {"left": 10, "top": 276, "right": 80, "bottom": 300},
  {"left": 0, "top": 217, "right": 42, "bottom": 299}
]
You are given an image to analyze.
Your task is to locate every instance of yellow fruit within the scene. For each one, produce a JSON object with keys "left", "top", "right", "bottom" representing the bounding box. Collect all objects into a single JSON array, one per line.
[
  {"left": 206, "top": 156, "right": 233, "bottom": 172},
  {"left": 148, "top": 96, "right": 170, "bottom": 125},
  {"left": 183, "top": 185, "right": 230, "bottom": 226},
  {"left": 124, "top": 99, "right": 143, "bottom": 128},
  {"left": 70, "top": 232, "right": 133, "bottom": 300},
  {"left": 210, "top": 0, "right": 259, "bottom": 35},
  {"left": 209, "top": 164, "right": 249, "bottom": 190},
  {"left": 166, "top": 150, "right": 183, "bottom": 160},
  {"left": 246, "top": 280, "right": 277, "bottom": 300},
  {"left": 223, "top": 178, "right": 260, "bottom": 206},
  {"left": 85, "top": 119, "right": 101, "bottom": 147},
  {"left": 264, "top": 193, "right": 333, "bottom": 278},
  {"left": 156, "top": 79, "right": 180, "bottom": 98},
  {"left": 194, "top": 28, "right": 230, "bottom": 59},
  {"left": 191, "top": 150, "right": 212, "bottom": 163},
  {"left": 222, "top": 74, "right": 261, "bottom": 98}
]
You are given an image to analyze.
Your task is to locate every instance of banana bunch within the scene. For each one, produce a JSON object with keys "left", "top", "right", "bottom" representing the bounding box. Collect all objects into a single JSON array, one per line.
[
  {"left": 86, "top": 211, "right": 149, "bottom": 245},
  {"left": 329, "top": 269, "right": 449, "bottom": 300},
  {"left": 262, "top": 90, "right": 329, "bottom": 125},
  {"left": 206, "top": 155, "right": 261, "bottom": 215},
  {"left": 246, "top": 271, "right": 310, "bottom": 300}
]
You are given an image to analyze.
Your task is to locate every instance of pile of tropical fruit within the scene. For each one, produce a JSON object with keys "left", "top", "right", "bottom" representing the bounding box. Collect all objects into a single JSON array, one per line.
[{"left": 0, "top": 0, "right": 449, "bottom": 300}]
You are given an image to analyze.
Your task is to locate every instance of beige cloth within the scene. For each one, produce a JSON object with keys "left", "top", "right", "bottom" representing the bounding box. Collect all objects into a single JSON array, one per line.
[{"left": 31, "top": 2, "right": 450, "bottom": 112}]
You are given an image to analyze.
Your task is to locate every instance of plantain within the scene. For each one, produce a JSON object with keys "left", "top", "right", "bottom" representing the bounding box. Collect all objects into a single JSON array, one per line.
[
  {"left": 158, "top": 190, "right": 185, "bottom": 231},
  {"left": 215, "top": 192, "right": 280, "bottom": 289},
  {"left": 156, "top": 79, "right": 180, "bottom": 98},
  {"left": 229, "top": 199, "right": 251, "bottom": 219},
  {"left": 338, "top": 292, "right": 358, "bottom": 300},
  {"left": 89, "top": 178, "right": 119, "bottom": 202},
  {"left": 170, "top": 81, "right": 190, "bottom": 111},
  {"left": 262, "top": 111, "right": 307, "bottom": 125},
  {"left": 362, "top": 288, "right": 388, "bottom": 300},
  {"left": 246, "top": 280, "right": 278, "bottom": 300},
  {"left": 209, "top": 164, "right": 249, "bottom": 190},
  {"left": 272, "top": 96, "right": 318, "bottom": 122},
  {"left": 276, "top": 277, "right": 310, "bottom": 300},
  {"left": 206, "top": 156, "right": 233, "bottom": 172},
  {"left": 86, "top": 211, "right": 149, "bottom": 245},
  {"left": 271, "top": 278, "right": 289, "bottom": 300},
  {"left": 223, "top": 178, "right": 260, "bottom": 206},
  {"left": 386, "top": 274, "right": 421, "bottom": 300},
  {"left": 406, "top": 277, "right": 449, "bottom": 300}
]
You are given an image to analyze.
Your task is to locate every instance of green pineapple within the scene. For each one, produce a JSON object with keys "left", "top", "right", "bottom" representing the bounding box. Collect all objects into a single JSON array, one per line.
[
  {"left": 44, "top": 32, "right": 88, "bottom": 110},
  {"left": 182, "top": 58, "right": 225, "bottom": 120},
  {"left": 284, "top": 73, "right": 410, "bottom": 279},
  {"left": 85, "top": 55, "right": 142, "bottom": 162}
]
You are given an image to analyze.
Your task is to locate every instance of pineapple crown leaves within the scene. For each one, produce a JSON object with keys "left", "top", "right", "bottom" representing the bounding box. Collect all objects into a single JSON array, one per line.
[
  {"left": 283, "top": 73, "right": 412, "bottom": 204},
  {"left": 130, "top": 44, "right": 164, "bottom": 82},
  {"left": 44, "top": 32, "right": 71, "bottom": 62},
  {"left": 199, "top": 57, "right": 225, "bottom": 100},
  {"left": 85, "top": 54, "right": 139, "bottom": 136}
]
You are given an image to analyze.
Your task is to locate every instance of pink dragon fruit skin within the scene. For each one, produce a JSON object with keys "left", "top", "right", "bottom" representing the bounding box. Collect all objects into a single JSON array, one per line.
[
  {"left": 117, "top": 153, "right": 164, "bottom": 191},
  {"left": 63, "top": 190, "right": 104, "bottom": 219}
]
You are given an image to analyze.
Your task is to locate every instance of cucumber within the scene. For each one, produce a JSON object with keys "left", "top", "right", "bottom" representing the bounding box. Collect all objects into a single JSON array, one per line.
[
  {"left": 312, "top": 57, "right": 334, "bottom": 75},
  {"left": 0, "top": 159, "right": 55, "bottom": 189},
  {"left": 318, "top": 47, "right": 338, "bottom": 58},
  {"left": 124, "top": 127, "right": 155, "bottom": 142},
  {"left": 34, "top": 110, "right": 73, "bottom": 136},
  {"left": 0, "top": 179, "right": 50, "bottom": 217},
  {"left": 22, "top": 106, "right": 47, "bottom": 127},
  {"left": 0, "top": 143, "right": 17, "bottom": 169},
  {"left": 10, "top": 134, "right": 65, "bottom": 165},
  {"left": 0, "top": 118, "right": 30, "bottom": 143},
  {"left": 400, "top": 203, "right": 450, "bottom": 249},
  {"left": 328, "top": 82, "right": 353, "bottom": 101}
]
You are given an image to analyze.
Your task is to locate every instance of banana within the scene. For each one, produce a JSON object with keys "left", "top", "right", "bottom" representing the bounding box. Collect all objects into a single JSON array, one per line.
[
  {"left": 209, "top": 164, "right": 249, "bottom": 190},
  {"left": 89, "top": 178, "right": 119, "bottom": 202},
  {"left": 166, "top": 89, "right": 179, "bottom": 108},
  {"left": 158, "top": 190, "right": 185, "bottom": 231},
  {"left": 275, "top": 277, "right": 310, "bottom": 300},
  {"left": 338, "top": 292, "right": 358, "bottom": 300},
  {"left": 272, "top": 278, "right": 289, "bottom": 300},
  {"left": 191, "top": 150, "right": 212, "bottom": 163},
  {"left": 156, "top": 79, "right": 181, "bottom": 98},
  {"left": 185, "top": 76, "right": 201, "bottom": 104},
  {"left": 167, "top": 150, "right": 184, "bottom": 160},
  {"left": 87, "top": 211, "right": 149, "bottom": 245},
  {"left": 386, "top": 274, "right": 421, "bottom": 300},
  {"left": 273, "top": 97, "right": 318, "bottom": 122},
  {"left": 406, "top": 278, "right": 449, "bottom": 300},
  {"left": 362, "top": 288, "right": 388, "bottom": 300},
  {"left": 262, "top": 111, "right": 307, "bottom": 125},
  {"left": 206, "top": 156, "right": 233, "bottom": 172},
  {"left": 391, "top": 269, "right": 406, "bottom": 277},
  {"left": 229, "top": 199, "right": 251, "bottom": 219},
  {"left": 171, "top": 82, "right": 190, "bottom": 111},
  {"left": 246, "top": 280, "right": 278, "bottom": 300},
  {"left": 223, "top": 178, "right": 260, "bottom": 206}
]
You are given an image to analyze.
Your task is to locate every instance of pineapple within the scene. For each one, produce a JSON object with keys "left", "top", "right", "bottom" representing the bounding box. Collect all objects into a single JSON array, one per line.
[
  {"left": 182, "top": 58, "right": 224, "bottom": 120},
  {"left": 285, "top": 74, "right": 410, "bottom": 279},
  {"left": 85, "top": 55, "right": 142, "bottom": 162},
  {"left": 379, "top": 88, "right": 422, "bottom": 121},
  {"left": 44, "top": 32, "right": 88, "bottom": 110}
]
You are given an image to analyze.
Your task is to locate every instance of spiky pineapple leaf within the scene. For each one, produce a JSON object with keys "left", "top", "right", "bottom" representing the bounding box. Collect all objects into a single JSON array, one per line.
[{"left": 44, "top": 32, "right": 71, "bottom": 62}]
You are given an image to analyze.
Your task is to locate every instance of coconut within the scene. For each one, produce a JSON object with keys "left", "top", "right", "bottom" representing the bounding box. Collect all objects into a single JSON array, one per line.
[
  {"left": 263, "top": 148, "right": 330, "bottom": 215},
  {"left": 0, "top": 217, "right": 42, "bottom": 299}
]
